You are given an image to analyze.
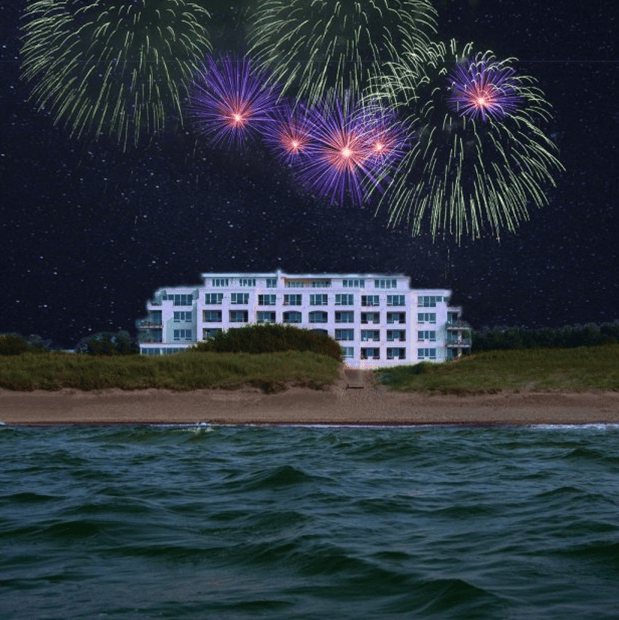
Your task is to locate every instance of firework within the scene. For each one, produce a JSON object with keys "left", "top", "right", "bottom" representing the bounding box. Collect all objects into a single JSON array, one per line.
[
  {"left": 248, "top": 0, "right": 437, "bottom": 103},
  {"left": 447, "top": 53, "right": 521, "bottom": 122},
  {"left": 369, "top": 40, "right": 563, "bottom": 241},
  {"left": 189, "top": 55, "right": 281, "bottom": 148},
  {"left": 20, "top": 0, "right": 212, "bottom": 149},
  {"left": 261, "top": 102, "right": 314, "bottom": 164},
  {"left": 296, "top": 93, "right": 396, "bottom": 206}
]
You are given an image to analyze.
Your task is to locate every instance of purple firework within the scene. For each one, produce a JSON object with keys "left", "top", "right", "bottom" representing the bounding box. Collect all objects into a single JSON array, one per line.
[
  {"left": 261, "top": 101, "right": 314, "bottom": 164},
  {"left": 297, "top": 94, "right": 392, "bottom": 206},
  {"left": 447, "top": 53, "right": 521, "bottom": 122},
  {"left": 190, "top": 55, "right": 281, "bottom": 147}
]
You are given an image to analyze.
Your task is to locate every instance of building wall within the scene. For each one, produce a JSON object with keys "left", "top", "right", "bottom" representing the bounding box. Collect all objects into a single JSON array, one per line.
[{"left": 138, "top": 272, "right": 470, "bottom": 367}]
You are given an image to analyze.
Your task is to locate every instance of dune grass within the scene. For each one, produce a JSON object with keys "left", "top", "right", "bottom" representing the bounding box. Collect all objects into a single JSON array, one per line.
[
  {"left": 376, "top": 345, "right": 619, "bottom": 395},
  {"left": 0, "top": 350, "right": 341, "bottom": 393}
]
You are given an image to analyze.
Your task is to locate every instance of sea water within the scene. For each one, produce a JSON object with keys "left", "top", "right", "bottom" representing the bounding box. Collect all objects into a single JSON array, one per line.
[{"left": 1, "top": 423, "right": 618, "bottom": 619}]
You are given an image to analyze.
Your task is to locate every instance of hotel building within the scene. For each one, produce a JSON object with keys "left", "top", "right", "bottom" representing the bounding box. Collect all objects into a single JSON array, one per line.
[{"left": 137, "top": 271, "right": 471, "bottom": 368}]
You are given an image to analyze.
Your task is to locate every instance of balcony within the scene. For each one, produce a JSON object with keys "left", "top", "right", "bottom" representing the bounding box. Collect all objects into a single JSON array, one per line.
[
  {"left": 447, "top": 320, "right": 471, "bottom": 330},
  {"left": 446, "top": 338, "right": 472, "bottom": 347},
  {"left": 136, "top": 318, "right": 163, "bottom": 329}
]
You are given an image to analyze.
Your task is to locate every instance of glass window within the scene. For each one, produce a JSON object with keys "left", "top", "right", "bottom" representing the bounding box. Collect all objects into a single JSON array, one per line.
[
  {"left": 173, "top": 329, "right": 193, "bottom": 341},
  {"left": 361, "top": 330, "right": 380, "bottom": 341},
  {"left": 168, "top": 294, "right": 193, "bottom": 306},
  {"left": 266, "top": 278, "right": 277, "bottom": 288},
  {"left": 418, "top": 296, "right": 442, "bottom": 307},
  {"left": 341, "top": 346, "right": 354, "bottom": 359},
  {"left": 231, "top": 293, "right": 249, "bottom": 305},
  {"left": 387, "top": 295, "right": 405, "bottom": 306},
  {"left": 239, "top": 278, "right": 256, "bottom": 287},
  {"left": 310, "top": 294, "right": 328, "bottom": 305},
  {"left": 361, "top": 295, "right": 380, "bottom": 307},
  {"left": 229, "top": 310, "right": 248, "bottom": 323},
  {"left": 283, "top": 311, "right": 302, "bottom": 323},
  {"left": 387, "top": 312, "right": 406, "bottom": 324},
  {"left": 417, "top": 312, "right": 436, "bottom": 324},
  {"left": 212, "top": 279, "right": 229, "bottom": 287},
  {"left": 418, "top": 330, "right": 436, "bottom": 341},
  {"left": 284, "top": 294, "right": 302, "bottom": 306},
  {"left": 204, "top": 293, "right": 223, "bottom": 305},
  {"left": 173, "top": 311, "right": 192, "bottom": 322},
  {"left": 335, "top": 294, "right": 354, "bottom": 305},
  {"left": 203, "top": 310, "right": 222, "bottom": 322},
  {"left": 342, "top": 279, "right": 365, "bottom": 288},
  {"left": 387, "top": 348, "right": 406, "bottom": 360},
  {"left": 417, "top": 348, "right": 437, "bottom": 360},
  {"left": 258, "top": 294, "right": 276, "bottom": 305},
  {"left": 374, "top": 279, "right": 397, "bottom": 289},
  {"left": 202, "top": 328, "right": 222, "bottom": 340},
  {"left": 360, "top": 348, "right": 380, "bottom": 360},
  {"left": 309, "top": 311, "right": 328, "bottom": 323},
  {"left": 387, "top": 330, "right": 406, "bottom": 341},
  {"left": 311, "top": 280, "right": 331, "bottom": 288},
  {"left": 335, "top": 329, "right": 354, "bottom": 341},
  {"left": 335, "top": 311, "right": 354, "bottom": 323},
  {"left": 361, "top": 312, "right": 380, "bottom": 324},
  {"left": 257, "top": 311, "right": 276, "bottom": 323},
  {"left": 285, "top": 281, "right": 304, "bottom": 288}
]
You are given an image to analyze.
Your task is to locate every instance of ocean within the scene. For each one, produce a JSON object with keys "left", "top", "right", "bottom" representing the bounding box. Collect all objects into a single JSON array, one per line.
[{"left": 1, "top": 423, "right": 618, "bottom": 619}]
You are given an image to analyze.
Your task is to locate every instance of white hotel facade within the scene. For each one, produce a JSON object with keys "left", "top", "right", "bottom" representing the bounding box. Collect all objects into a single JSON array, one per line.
[{"left": 137, "top": 271, "right": 471, "bottom": 368}]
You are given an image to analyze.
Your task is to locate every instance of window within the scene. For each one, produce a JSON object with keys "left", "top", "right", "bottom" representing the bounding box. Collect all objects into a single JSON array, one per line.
[
  {"left": 387, "top": 348, "right": 406, "bottom": 360},
  {"left": 239, "top": 278, "right": 256, "bottom": 287},
  {"left": 335, "top": 329, "right": 354, "bottom": 341},
  {"left": 361, "top": 312, "right": 380, "bottom": 324},
  {"left": 387, "top": 330, "right": 406, "bottom": 341},
  {"left": 361, "top": 330, "right": 380, "bottom": 341},
  {"left": 418, "top": 312, "right": 436, "bottom": 324},
  {"left": 266, "top": 278, "right": 277, "bottom": 288},
  {"left": 202, "top": 328, "right": 221, "bottom": 340},
  {"left": 387, "top": 295, "right": 405, "bottom": 306},
  {"left": 361, "top": 295, "right": 380, "bottom": 307},
  {"left": 335, "top": 294, "right": 354, "bottom": 306},
  {"left": 173, "top": 329, "right": 193, "bottom": 341},
  {"left": 418, "top": 295, "right": 442, "bottom": 307},
  {"left": 229, "top": 310, "right": 248, "bottom": 323},
  {"left": 360, "top": 348, "right": 380, "bottom": 360},
  {"left": 335, "top": 311, "right": 354, "bottom": 323},
  {"left": 167, "top": 294, "right": 193, "bottom": 306},
  {"left": 231, "top": 293, "right": 249, "bottom": 305},
  {"left": 309, "top": 311, "right": 328, "bottom": 323},
  {"left": 258, "top": 294, "right": 276, "bottom": 306},
  {"left": 311, "top": 280, "right": 331, "bottom": 288},
  {"left": 173, "top": 311, "right": 192, "bottom": 322},
  {"left": 310, "top": 294, "right": 328, "bottom": 305},
  {"left": 257, "top": 311, "right": 276, "bottom": 323},
  {"left": 342, "top": 279, "right": 365, "bottom": 288},
  {"left": 341, "top": 346, "right": 354, "bottom": 359},
  {"left": 204, "top": 293, "right": 223, "bottom": 305},
  {"left": 387, "top": 312, "right": 406, "bottom": 324},
  {"left": 203, "top": 310, "right": 222, "bottom": 323},
  {"left": 374, "top": 279, "right": 397, "bottom": 289},
  {"left": 212, "top": 278, "right": 229, "bottom": 287},
  {"left": 284, "top": 294, "right": 302, "bottom": 306},
  {"left": 283, "top": 311, "right": 302, "bottom": 323},
  {"left": 418, "top": 330, "right": 436, "bottom": 341},
  {"left": 418, "top": 348, "right": 437, "bottom": 360},
  {"left": 285, "top": 281, "right": 304, "bottom": 288}
]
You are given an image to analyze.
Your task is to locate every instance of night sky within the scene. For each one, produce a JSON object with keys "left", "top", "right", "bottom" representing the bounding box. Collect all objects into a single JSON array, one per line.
[{"left": 1, "top": 0, "right": 617, "bottom": 349}]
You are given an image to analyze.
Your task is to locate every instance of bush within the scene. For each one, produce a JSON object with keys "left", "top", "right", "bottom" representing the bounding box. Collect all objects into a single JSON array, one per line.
[
  {"left": 192, "top": 324, "right": 343, "bottom": 362},
  {"left": 75, "top": 330, "right": 138, "bottom": 355},
  {"left": 0, "top": 334, "right": 30, "bottom": 355}
]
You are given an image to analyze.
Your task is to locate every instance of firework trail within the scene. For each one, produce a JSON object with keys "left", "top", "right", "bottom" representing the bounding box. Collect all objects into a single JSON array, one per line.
[
  {"left": 20, "top": 0, "right": 211, "bottom": 149},
  {"left": 248, "top": 0, "right": 437, "bottom": 103},
  {"left": 369, "top": 39, "right": 564, "bottom": 241},
  {"left": 189, "top": 55, "right": 281, "bottom": 148},
  {"left": 261, "top": 101, "right": 314, "bottom": 164}
]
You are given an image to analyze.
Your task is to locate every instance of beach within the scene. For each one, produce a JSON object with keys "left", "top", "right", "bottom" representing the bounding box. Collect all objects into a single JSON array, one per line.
[{"left": 2, "top": 369, "right": 618, "bottom": 426}]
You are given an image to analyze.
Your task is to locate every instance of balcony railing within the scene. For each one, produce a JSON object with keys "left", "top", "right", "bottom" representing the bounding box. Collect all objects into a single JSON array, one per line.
[
  {"left": 446, "top": 339, "right": 472, "bottom": 347},
  {"left": 136, "top": 319, "right": 163, "bottom": 329},
  {"left": 447, "top": 321, "right": 471, "bottom": 330}
]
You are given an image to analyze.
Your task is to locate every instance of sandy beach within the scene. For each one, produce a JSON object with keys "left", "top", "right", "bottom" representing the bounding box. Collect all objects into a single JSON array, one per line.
[{"left": 2, "top": 369, "right": 618, "bottom": 426}]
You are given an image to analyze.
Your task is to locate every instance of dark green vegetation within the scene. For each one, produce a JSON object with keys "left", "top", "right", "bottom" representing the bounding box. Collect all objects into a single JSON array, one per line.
[
  {"left": 193, "top": 323, "right": 343, "bottom": 362},
  {"left": 473, "top": 321, "right": 619, "bottom": 351},
  {"left": 0, "top": 350, "right": 340, "bottom": 393},
  {"left": 377, "top": 345, "right": 619, "bottom": 395}
]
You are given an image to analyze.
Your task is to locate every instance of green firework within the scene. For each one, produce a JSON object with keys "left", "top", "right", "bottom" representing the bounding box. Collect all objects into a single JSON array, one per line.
[
  {"left": 369, "top": 39, "right": 564, "bottom": 241},
  {"left": 20, "top": 0, "right": 212, "bottom": 149},
  {"left": 248, "top": 0, "right": 437, "bottom": 103}
]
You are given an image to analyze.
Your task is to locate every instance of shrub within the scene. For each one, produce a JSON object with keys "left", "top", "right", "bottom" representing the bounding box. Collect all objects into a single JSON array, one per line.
[
  {"left": 192, "top": 324, "right": 343, "bottom": 362},
  {"left": 0, "top": 334, "right": 30, "bottom": 355}
]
